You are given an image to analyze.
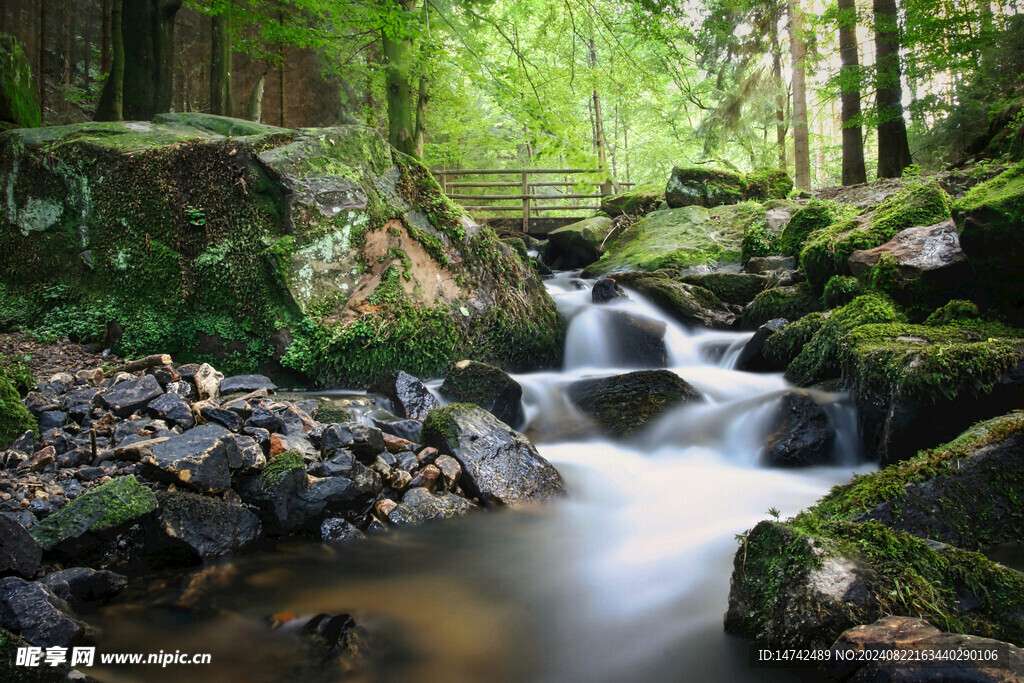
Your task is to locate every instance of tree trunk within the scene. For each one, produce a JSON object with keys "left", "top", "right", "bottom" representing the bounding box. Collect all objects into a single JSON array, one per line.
[
  {"left": 789, "top": 0, "right": 811, "bottom": 190},
  {"left": 101, "top": 0, "right": 111, "bottom": 74},
  {"left": 838, "top": 0, "right": 866, "bottom": 185},
  {"left": 210, "top": 3, "right": 232, "bottom": 116},
  {"left": 771, "top": 30, "right": 787, "bottom": 171},
  {"left": 383, "top": 0, "right": 419, "bottom": 156},
  {"left": 873, "top": 0, "right": 911, "bottom": 177},
  {"left": 589, "top": 38, "right": 612, "bottom": 195},
  {"left": 122, "top": 0, "right": 182, "bottom": 120},
  {"left": 278, "top": 11, "right": 286, "bottom": 127},
  {"left": 247, "top": 71, "right": 264, "bottom": 123},
  {"left": 38, "top": 0, "right": 47, "bottom": 122},
  {"left": 95, "top": 0, "right": 123, "bottom": 121}
]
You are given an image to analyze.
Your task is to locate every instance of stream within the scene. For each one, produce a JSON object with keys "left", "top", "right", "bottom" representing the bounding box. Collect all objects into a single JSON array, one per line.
[{"left": 87, "top": 272, "right": 876, "bottom": 682}]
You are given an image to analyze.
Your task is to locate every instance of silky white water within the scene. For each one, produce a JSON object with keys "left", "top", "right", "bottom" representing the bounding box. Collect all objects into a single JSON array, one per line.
[{"left": 89, "top": 272, "right": 874, "bottom": 682}]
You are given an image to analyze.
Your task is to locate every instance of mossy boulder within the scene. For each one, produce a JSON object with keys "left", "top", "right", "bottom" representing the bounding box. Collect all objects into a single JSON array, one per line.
[
  {"left": 744, "top": 168, "right": 794, "bottom": 200},
  {"left": 953, "top": 161, "right": 1024, "bottom": 310},
  {"left": 546, "top": 216, "right": 616, "bottom": 268},
  {"left": 28, "top": 476, "right": 158, "bottom": 553},
  {"left": 439, "top": 359, "right": 523, "bottom": 428},
  {"left": 565, "top": 370, "right": 702, "bottom": 437},
  {"left": 600, "top": 190, "right": 663, "bottom": 217},
  {"left": 581, "top": 203, "right": 761, "bottom": 277},
  {"left": 676, "top": 272, "right": 769, "bottom": 306},
  {"left": 800, "top": 182, "right": 952, "bottom": 290},
  {"left": 778, "top": 198, "right": 847, "bottom": 258},
  {"left": 665, "top": 166, "right": 746, "bottom": 208},
  {"left": 0, "top": 115, "right": 563, "bottom": 386},
  {"left": 0, "top": 372, "right": 36, "bottom": 448},
  {"left": 727, "top": 413, "right": 1024, "bottom": 649},
  {"left": 613, "top": 272, "right": 738, "bottom": 329},
  {"left": 0, "top": 34, "right": 40, "bottom": 130},
  {"left": 740, "top": 282, "right": 823, "bottom": 330}
]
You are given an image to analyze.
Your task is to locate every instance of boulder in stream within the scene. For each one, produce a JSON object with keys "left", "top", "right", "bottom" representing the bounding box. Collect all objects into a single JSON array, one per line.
[
  {"left": 760, "top": 391, "right": 835, "bottom": 467},
  {"left": 565, "top": 370, "right": 702, "bottom": 437},
  {"left": 440, "top": 360, "right": 524, "bottom": 428}
]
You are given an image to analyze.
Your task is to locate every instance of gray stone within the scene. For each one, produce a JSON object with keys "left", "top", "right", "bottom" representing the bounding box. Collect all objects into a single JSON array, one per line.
[
  {"left": 0, "top": 515, "right": 42, "bottom": 579},
  {"left": 156, "top": 490, "right": 262, "bottom": 558},
  {"left": 592, "top": 278, "right": 628, "bottom": 304},
  {"left": 146, "top": 392, "right": 196, "bottom": 430},
  {"left": 40, "top": 567, "right": 127, "bottom": 611},
  {"left": 142, "top": 424, "right": 232, "bottom": 493},
  {"left": 387, "top": 487, "right": 475, "bottom": 526},
  {"left": 0, "top": 577, "right": 87, "bottom": 647},
  {"left": 382, "top": 370, "right": 439, "bottom": 421},
  {"left": 761, "top": 391, "right": 836, "bottom": 467},
  {"left": 219, "top": 374, "right": 277, "bottom": 395},
  {"left": 320, "top": 518, "right": 365, "bottom": 544},
  {"left": 98, "top": 374, "right": 164, "bottom": 417},
  {"left": 316, "top": 423, "right": 386, "bottom": 461}
]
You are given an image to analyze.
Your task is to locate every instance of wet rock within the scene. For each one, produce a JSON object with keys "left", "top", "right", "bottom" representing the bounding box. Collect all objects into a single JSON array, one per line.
[
  {"left": 592, "top": 278, "right": 627, "bottom": 303},
  {"left": 146, "top": 392, "right": 196, "bottom": 430},
  {"left": 566, "top": 370, "right": 702, "bottom": 437},
  {"left": 422, "top": 404, "right": 565, "bottom": 505},
  {"left": 193, "top": 363, "right": 223, "bottom": 401},
  {"left": 197, "top": 403, "right": 244, "bottom": 432},
  {"left": 224, "top": 434, "right": 266, "bottom": 472},
  {"left": 0, "top": 577, "right": 87, "bottom": 647},
  {"left": 613, "top": 274, "right": 737, "bottom": 329},
  {"left": 219, "top": 374, "right": 277, "bottom": 395},
  {"left": 676, "top": 272, "right": 769, "bottom": 306},
  {"left": 141, "top": 425, "right": 232, "bottom": 494},
  {"left": 40, "top": 567, "right": 127, "bottom": 611},
  {"left": 8, "top": 431, "right": 37, "bottom": 455},
  {"left": 665, "top": 166, "right": 745, "bottom": 208},
  {"left": 367, "top": 410, "right": 423, "bottom": 443},
  {"left": 0, "top": 515, "right": 42, "bottom": 579},
  {"left": 434, "top": 455, "right": 462, "bottom": 491},
  {"left": 156, "top": 490, "right": 262, "bottom": 558},
  {"left": 734, "top": 318, "right": 788, "bottom": 372},
  {"left": 17, "top": 446, "right": 55, "bottom": 473},
  {"left": 440, "top": 360, "right": 524, "bottom": 428},
  {"left": 316, "top": 423, "right": 386, "bottom": 462},
  {"left": 247, "top": 406, "right": 285, "bottom": 433},
  {"left": 113, "top": 436, "right": 170, "bottom": 462},
  {"left": 546, "top": 216, "right": 616, "bottom": 268},
  {"left": 408, "top": 465, "right": 441, "bottom": 491},
  {"left": 599, "top": 310, "right": 669, "bottom": 368},
  {"left": 387, "top": 487, "right": 475, "bottom": 526},
  {"left": 830, "top": 616, "right": 1024, "bottom": 683},
  {"left": 269, "top": 433, "right": 317, "bottom": 461},
  {"left": 760, "top": 392, "right": 835, "bottom": 467},
  {"left": 28, "top": 476, "right": 157, "bottom": 553},
  {"left": 98, "top": 374, "right": 163, "bottom": 418},
  {"left": 380, "top": 370, "right": 439, "bottom": 421},
  {"left": 320, "top": 518, "right": 365, "bottom": 544},
  {"left": 744, "top": 255, "right": 796, "bottom": 274}
]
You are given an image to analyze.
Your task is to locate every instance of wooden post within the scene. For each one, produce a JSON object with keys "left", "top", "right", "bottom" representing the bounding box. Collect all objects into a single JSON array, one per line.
[{"left": 521, "top": 171, "right": 529, "bottom": 234}]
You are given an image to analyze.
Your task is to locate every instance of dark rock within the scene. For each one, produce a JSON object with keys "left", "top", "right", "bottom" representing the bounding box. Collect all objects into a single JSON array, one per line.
[
  {"left": 156, "top": 490, "right": 262, "bottom": 558},
  {"left": 734, "top": 318, "right": 788, "bottom": 372},
  {"left": 320, "top": 518, "right": 365, "bottom": 544},
  {"left": 598, "top": 310, "right": 669, "bottom": 367},
  {"left": 146, "top": 392, "right": 196, "bottom": 430},
  {"left": 198, "top": 404, "right": 244, "bottom": 432},
  {"left": 165, "top": 380, "right": 195, "bottom": 398},
  {"left": 0, "top": 515, "right": 42, "bottom": 579},
  {"left": 28, "top": 476, "right": 158, "bottom": 553},
  {"left": 744, "top": 255, "right": 796, "bottom": 274},
  {"left": 830, "top": 616, "right": 1024, "bottom": 683},
  {"left": 546, "top": 216, "right": 616, "bottom": 268},
  {"left": 760, "top": 392, "right": 835, "bottom": 467},
  {"left": 422, "top": 404, "right": 565, "bottom": 505},
  {"left": 316, "top": 423, "right": 386, "bottom": 462},
  {"left": 367, "top": 410, "right": 423, "bottom": 443},
  {"left": 274, "top": 403, "right": 316, "bottom": 437},
  {"left": 566, "top": 370, "right": 702, "bottom": 437},
  {"left": 592, "top": 278, "right": 627, "bottom": 304},
  {"left": 615, "top": 275, "right": 738, "bottom": 329},
  {"left": 76, "top": 467, "right": 105, "bottom": 481},
  {"left": 235, "top": 453, "right": 323, "bottom": 533},
  {"left": 147, "top": 364, "right": 179, "bottom": 387},
  {"left": 665, "top": 166, "right": 745, "bottom": 208},
  {"left": 381, "top": 370, "right": 439, "bottom": 421},
  {"left": 112, "top": 436, "right": 170, "bottom": 462},
  {"left": 24, "top": 392, "right": 59, "bottom": 417},
  {"left": 0, "top": 577, "right": 87, "bottom": 647},
  {"left": 387, "top": 487, "right": 475, "bottom": 526},
  {"left": 98, "top": 374, "right": 164, "bottom": 418},
  {"left": 141, "top": 424, "right": 232, "bottom": 494},
  {"left": 223, "top": 434, "right": 266, "bottom": 472},
  {"left": 37, "top": 411, "right": 67, "bottom": 433},
  {"left": 8, "top": 431, "right": 36, "bottom": 455},
  {"left": 219, "top": 374, "right": 277, "bottom": 395},
  {"left": 40, "top": 567, "right": 127, "bottom": 611},
  {"left": 434, "top": 455, "right": 462, "bottom": 491},
  {"left": 247, "top": 406, "right": 285, "bottom": 433},
  {"left": 64, "top": 387, "right": 101, "bottom": 421},
  {"left": 17, "top": 446, "right": 55, "bottom": 473},
  {"left": 676, "top": 272, "right": 769, "bottom": 306},
  {"left": 440, "top": 360, "right": 524, "bottom": 428}
]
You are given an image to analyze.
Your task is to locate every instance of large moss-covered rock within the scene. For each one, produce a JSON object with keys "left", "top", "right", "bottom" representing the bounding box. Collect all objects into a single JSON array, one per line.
[
  {"left": 28, "top": 476, "right": 158, "bottom": 552},
  {"left": 726, "top": 413, "right": 1024, "bottom": 650},
  {"left": 800, "top": 182, "right": 952, "bottom": 290},
  {"left": 744, "top": 168, "right": 794, "bottom": 200},
  {"left": 778, "top": 198, "right": 847, "bottom": 258},
  {"left": 953, "top": 161, "right": 1024, "bottom": 310},
  {"left": 546, "top": 215, "right": 616, "bottom": 268},
  {"left": 665, "top": 166, "right": 745, "bottom": 208},
  {"left": 581, "top": 203, "right": 761, "bottom": 276},
  {"left": 613, "top": 272, "right": 737, "bottom": 329},
  {"left": 0, "top": 115, "right": 562, "bottom": 386},
  {"left": 600, "top": 191, "right": 663, "bottom": 217},
  {"left": 0, "top": 34, "right": 40, "bottom": 131},
  {"left": 565, "top": 370, "right": 701, "bottom": 436},
  {"left": 0, "top": 373, "right": 36, "bottom": 448},
  {"left": 740, "top": 282, "right": 823, "bottom": 330}
]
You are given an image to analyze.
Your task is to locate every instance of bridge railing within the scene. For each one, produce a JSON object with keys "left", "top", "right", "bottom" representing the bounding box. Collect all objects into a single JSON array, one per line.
[{"left": 433, "top": 168, "right": 634, "bottom": 233}]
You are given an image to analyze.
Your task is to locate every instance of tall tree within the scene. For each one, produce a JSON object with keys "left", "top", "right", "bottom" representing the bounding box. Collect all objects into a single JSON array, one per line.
[
  {"left": 874, "top": 0, "right": 911, "bottom": 177},
  {"left": 789, "top": 0, "right": 811, "bottom": 190},
  {"left": 210, "top": 0, "right": 232, "bottom": 116},
  {"left": 837, "top": 0, "right": 866, "bottom": 185},
  {"left": 122, "top": 0, "right": 183, "bottom": 120},
  {"left": 383, "top": 0, "right": 423, "bottom": 157},
  {"left": 95, "top": 0, "right": 123, "bottom": 121}
]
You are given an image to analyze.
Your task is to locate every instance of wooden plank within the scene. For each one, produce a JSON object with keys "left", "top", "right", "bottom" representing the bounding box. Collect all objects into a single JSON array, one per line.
[
  {"left": 432, "top": 168, "right": 601, "bottom": 175},
  {"left": 446, "top": 193, "right": 602, "bottom": 201},
  {"left": 521, "top": 171, "right": 529, "bottom": 233},
  {"left": 445, "top": 181, "right": 597, "bottom": 188}
]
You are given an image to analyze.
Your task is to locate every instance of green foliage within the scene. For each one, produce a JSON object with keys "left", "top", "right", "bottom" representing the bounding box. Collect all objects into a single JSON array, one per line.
[
  {"left": 926, "top": 299, "right": 981, "bottom": 325},
  {"left": 762, "top": 312, "right": 826, "bottom": 369},
  {"left": 778, "top": 199, "right": 847, "bottom": 258},
  {"left": 0, "top": 34, "right": 41, "bottom": 129},
  {"left": 740, "top": 282, "right": 823, "bottom": 329},
  {"left": 822, "top": 275, "right": 863, "bottom": 309},
  {"left": 740, "top": 216, "right": 777, "bottom": 263},
  {"left": 744, "top": 168, "right": 793, "bottom": 200},
  {"left": 861, "top": 253, "right": 901, "bottom": 296},
  {"left": 0, "top": 371, "right": 36, "bottom": 446}
]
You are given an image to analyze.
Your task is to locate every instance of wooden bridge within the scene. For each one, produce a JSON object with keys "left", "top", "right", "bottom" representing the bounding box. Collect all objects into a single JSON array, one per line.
[{"left": 433, "top": 168, "right": 633, "bottom": 235}]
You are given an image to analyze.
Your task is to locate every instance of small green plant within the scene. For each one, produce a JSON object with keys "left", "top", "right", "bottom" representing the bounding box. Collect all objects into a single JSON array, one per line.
[
  {"left": 185, "top": 205, "right": 206, "bottom": 227},
  {"left": 767, "top": 506, "right": 782, "bottom": 521},
  {"left": 823, "top": 275, "right": 863, "bottom": 308}
]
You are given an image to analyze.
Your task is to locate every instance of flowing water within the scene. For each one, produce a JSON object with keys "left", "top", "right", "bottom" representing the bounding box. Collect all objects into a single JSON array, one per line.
[{"left": 88, "top": 272, "right": 875, "bottom": 682}]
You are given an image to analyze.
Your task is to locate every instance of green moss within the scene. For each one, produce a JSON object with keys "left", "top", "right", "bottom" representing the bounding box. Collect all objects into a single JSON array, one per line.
[
  {"left": 665, "top": 166, "right": 746, "bottom": 208},
  {"left": 259, "top": 450, "right": 305, "bottom": 490},
  {"left": 785, "top": 293, "right": 904, "bottom": 386},
  {"left": 0, "top": 34, "right": 41, "bottom": 129},
  {"left": 421, "top": 403, "right": 473, "bottom": 444},
  {"left": 740, "top": 282, "right": 823, "bottom": 329},
  {"left": 28, "top": 476, "right": 158, "bottom": 551},
  {"left": 800, "top": 183, "right": 951, "bottom": 290},
  {"left": 926, "top": 299, "right": 981, "bottom": 325},
  {"left": 0, "top": 372, "right": 36, "bottom": 446},
  {"left": 761, "top": 312, "right": 826, "bottom": 368},
  {"left": 600, "top": 190, "right": 663, "bottom": 217},
  {"left": 779, "top": 199, "right": 847, "bottom": 258},
  {"left": 313, "top": 402, "right": 350, "bottom": 424},
  {"left": 744, "top": 168, "right": 793, "bottom": 200},
  {"left": 740, "top": 215, "right": 777, "bottom": 263},
  {"left": 676, "top": 272, "right": 768, "bottom": 305},
  {"left": 822, "top": 275, "right": 863, "bottom": 308}
]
